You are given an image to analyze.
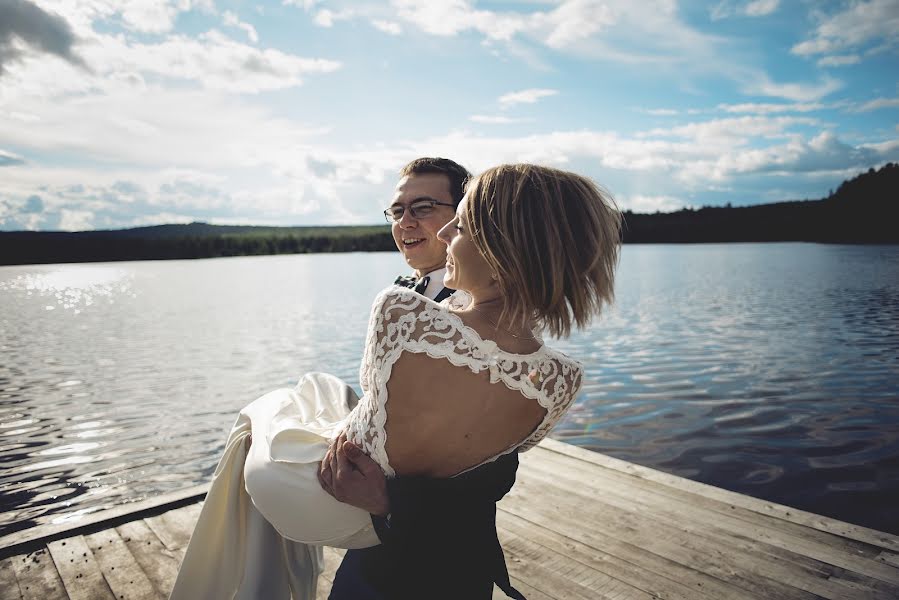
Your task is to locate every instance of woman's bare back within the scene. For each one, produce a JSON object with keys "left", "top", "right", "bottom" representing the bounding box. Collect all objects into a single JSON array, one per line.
[{"left": 385, "top": 351, "right": 546, "bottom": 477}]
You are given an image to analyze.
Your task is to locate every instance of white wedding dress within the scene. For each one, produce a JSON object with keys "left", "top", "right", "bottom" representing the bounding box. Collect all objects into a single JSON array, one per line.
[{"left": 169, "top": 286, "right": 584, "bottom": 600}]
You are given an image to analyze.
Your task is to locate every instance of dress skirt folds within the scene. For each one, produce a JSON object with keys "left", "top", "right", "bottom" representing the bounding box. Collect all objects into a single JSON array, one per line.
[{"left": 169, "top": 373, "right": 380, "bottom": 600}]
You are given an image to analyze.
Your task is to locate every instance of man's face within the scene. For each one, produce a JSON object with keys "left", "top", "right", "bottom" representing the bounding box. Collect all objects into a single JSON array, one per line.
[{"left": 388, "top": 173, "right": 457, "bottom": 277}]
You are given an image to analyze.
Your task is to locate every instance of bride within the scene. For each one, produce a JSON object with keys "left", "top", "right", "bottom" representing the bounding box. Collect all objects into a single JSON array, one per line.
[{"left": 169, "top": 163, "right": 621, "bottom": 599}]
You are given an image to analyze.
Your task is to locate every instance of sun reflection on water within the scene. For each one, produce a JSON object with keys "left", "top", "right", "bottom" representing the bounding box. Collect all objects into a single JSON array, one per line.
[{"left": 1, "top": 265, "right": 134, "bottom": 312}]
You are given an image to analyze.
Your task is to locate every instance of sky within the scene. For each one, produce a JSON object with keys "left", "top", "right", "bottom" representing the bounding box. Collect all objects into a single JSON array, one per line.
[{"left": 0, "top": 0, "right": 897, "bottom": 231}]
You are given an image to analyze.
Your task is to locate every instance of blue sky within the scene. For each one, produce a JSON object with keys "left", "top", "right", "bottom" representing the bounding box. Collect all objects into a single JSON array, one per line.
[{"left": 0, "top": 0, "right": 897, "bottom": 231}]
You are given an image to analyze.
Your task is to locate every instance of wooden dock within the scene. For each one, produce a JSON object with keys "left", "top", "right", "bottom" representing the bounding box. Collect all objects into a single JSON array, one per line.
[{"left": 2, "top": 438, "right": 898, "bottom": 599}]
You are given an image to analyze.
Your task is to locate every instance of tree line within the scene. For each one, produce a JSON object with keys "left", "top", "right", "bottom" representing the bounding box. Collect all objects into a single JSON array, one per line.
[
  {"left": 621, "top": 162, "right": 897, "bottom": 244},
  {"left": 1, "top": 163, "right": 896, "bottom": 266}
]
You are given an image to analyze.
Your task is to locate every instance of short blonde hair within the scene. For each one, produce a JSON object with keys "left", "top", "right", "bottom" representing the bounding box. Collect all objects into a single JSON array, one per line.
[{"left": 465, "top": 164, "right": 621, "bottom": 338}]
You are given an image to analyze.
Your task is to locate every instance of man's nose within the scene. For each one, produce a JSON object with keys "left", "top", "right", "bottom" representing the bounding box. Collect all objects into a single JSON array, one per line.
[{"left": 397, "top": 209, "right": 418, "bottom": 228}]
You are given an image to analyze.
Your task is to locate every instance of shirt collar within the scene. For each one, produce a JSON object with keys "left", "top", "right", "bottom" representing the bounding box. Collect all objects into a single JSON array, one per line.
[{"left": 418, "top": 267, "right": 447, "bottom": 300}]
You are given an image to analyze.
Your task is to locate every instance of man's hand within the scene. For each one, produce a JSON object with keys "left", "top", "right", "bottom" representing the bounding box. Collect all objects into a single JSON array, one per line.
[{"left": 318, "top": 432, "right": 390, "bottom": 517}]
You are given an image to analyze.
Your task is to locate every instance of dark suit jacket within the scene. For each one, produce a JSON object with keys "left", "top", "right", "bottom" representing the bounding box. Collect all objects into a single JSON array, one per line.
[{"left": 329, "top": 452, "right": 523, "bottom": 600}]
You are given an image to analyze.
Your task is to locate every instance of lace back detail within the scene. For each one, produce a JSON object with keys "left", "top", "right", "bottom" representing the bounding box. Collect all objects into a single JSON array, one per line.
[{"left": 344, "top": 287, "right": 584, "bottom": 477}]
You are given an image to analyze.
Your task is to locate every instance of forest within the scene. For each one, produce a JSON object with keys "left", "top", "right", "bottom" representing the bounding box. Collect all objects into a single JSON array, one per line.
[{"left": 2, "top": 163, "right": 896, "bottom": 266}]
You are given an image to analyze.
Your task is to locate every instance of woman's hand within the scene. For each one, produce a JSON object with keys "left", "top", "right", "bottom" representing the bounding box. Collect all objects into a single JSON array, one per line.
[{"left": 318, "top": 433, "right": 390, "bottom": 517}]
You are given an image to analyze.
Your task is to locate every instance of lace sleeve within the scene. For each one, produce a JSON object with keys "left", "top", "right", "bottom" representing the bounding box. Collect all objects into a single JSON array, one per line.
[
  {"left": 357, "top": 287, "right": 392, "bottom": 396},
  {"left": 348, "top": 286, "right": 423, "bottom": 475},
  {"left": 515, "top": 361, "right": 583, "bottom": 453}
]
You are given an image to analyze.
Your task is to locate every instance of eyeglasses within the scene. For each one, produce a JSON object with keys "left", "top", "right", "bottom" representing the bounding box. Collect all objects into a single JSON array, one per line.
[{"left": 383, "top": 200, "right": 455, "bottom": 223}]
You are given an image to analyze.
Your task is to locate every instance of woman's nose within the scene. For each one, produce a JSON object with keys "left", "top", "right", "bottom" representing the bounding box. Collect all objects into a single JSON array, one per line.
[{"left": 437, "top": 223, "right": 452, "bottom": 244}]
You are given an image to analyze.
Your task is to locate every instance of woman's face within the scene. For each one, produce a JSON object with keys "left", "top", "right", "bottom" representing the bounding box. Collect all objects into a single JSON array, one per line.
[{"left": 437, "top": 195, "right": 496, "bottom": 294}]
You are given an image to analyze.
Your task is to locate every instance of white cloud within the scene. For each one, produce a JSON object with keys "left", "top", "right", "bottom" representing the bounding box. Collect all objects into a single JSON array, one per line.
[
  {"left": 854, "top": 97, "right": 899, "bottom": 112},
  {"left": 469, "top": 115, "right": 532, "bottom": 124},
  {"left": 0, "top": 84, "right": 330, "bottom": 170},
  {"left": 223, "top": 11, "right": 260, "bottom": 43},
  {"left": 0, "top": 149, "right": 25, "bottom": 166},
  {"left": 642, "top": 116, "right": 819, "bottom": 144},
  {"left": 718, "top": 102, "right": 825, "bottom": 114},
  {"left": 745, "top": 0, "right": 780, "bottom": 17},
  {"left": 391, "top": 0, "right": 717, "bottom": 64},
  {"left": 618, "top": 194, "right": 688, "bottom": 213},
  {"left": 372, "top": 19, "right": 402, "bottom": 35},
  {"left": 533, "top": 0, "right": 615, "bottom": 49},
  {"left": 283, "top": 0, "right": 322, "bottom": 11},
  {"left": 51, "top": 0, "right": 216, "bottom": 35},
  {"left": 313, "top": 9, "right": 355, "bottom": 27},
  {"left": 711, "top": 0, "right": 780, "bottom": 20},
  {"left": 641, "top": 108, "right": 679, "bottom": 116},
  {"left": 498, "top": 88, "right": 558, "bottom": 108},
  {"left": 817, "top": 54, "right": 861, "bottom": 67},
  {"left": 2, "top": 28, "right": 342, "bottom": 97},
  {"left": 748, "top": 75, "right": 843, "bottom": 101},
  {"left": 57, "top": 208, "right": 94, "bottom": 231},
  {"left": 112, "top": 31, "right": 340, "bottom": 93},
  {"left": 792, "top": 0, "right": 899, "bottom": 61},
  {"left": 391, "top": 0, "right": 523, "bottom": 40}
]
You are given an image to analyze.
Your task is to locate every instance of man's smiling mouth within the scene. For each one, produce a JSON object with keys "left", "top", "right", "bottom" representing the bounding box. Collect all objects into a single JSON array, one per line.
[{"left": 403, "top": 238, "right": 424, "bottom": 246}]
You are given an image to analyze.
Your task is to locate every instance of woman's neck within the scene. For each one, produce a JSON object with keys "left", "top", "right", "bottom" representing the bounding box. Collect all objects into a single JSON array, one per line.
[{"left": 463, "top": 288, "right": 536, "bottom": 338}]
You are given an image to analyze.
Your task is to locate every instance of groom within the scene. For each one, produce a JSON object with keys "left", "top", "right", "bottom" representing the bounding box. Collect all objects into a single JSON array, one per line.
[
  {"left": 320, "top": 158, "right": 525, "bottom": 599},
  {"left": 385, "top": 156, "right": 465, "bottom": 303}
]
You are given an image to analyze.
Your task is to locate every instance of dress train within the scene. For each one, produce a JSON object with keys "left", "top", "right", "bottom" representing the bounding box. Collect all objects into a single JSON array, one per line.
[{"left": 169, "top": 373, "right": 380, "bottom": 600}]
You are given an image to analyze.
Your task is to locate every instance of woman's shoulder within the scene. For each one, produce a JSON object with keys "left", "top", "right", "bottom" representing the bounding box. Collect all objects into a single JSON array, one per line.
[
  {"left": 371, "top": 284, "right": 446, "bottom": 314},
  {"left": 541, "top": 345, "right": 583, "bottom": 370},
  {"left": 367, "top": 285, "right": 458, "bottom": 335},
  {"left": 373, "top": 284, "right": 469, "bottom": 316}
]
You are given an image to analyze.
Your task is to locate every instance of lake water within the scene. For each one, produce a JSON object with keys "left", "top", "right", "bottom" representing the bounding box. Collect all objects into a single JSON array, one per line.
[{"left": 1, "top": 244, "right": 898, "bottom": 538}]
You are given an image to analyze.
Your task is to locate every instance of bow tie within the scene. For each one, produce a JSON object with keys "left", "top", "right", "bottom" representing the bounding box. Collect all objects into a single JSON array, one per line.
[
  {"left": 414, "top": 276, "right": 430, "bottom": 295},
  {"left": 394, "top": 275, "right": 430, "bottom": 295},
  {"left": 394, "top": 275, "right": 417, "bottom": 288}
]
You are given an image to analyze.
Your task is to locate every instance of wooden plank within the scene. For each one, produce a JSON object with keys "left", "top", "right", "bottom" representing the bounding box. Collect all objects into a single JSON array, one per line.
[
  {"left": 495, "top": 578, "right": 554, "bottom": 600},
  {"left": 320, "top": 546, "right": 345, "bottom": 584},
  {"left": 0, "top": 557, "right": 24, "bottom": 600},
  {"left": 115, "top": 520, "right": 181, "bottom": 597},
  {"left": 45, "top": 537, "right": 115, "bottom": 600},
  {"left": 143, "top": 504, "right": 199, "bottom": 557},
  {"left": 541, "top": 438, "right": 899, "bottom": 552},
  {"left": 497, "top": 510, "right": 734, "bottom": 600},
  {"left": 532, "top": 446, "right": 891, "bottom": 564},
  {"left": 878, "top": 551, "right": 899, "bottom": 568},
  {"left": 84, "top": 528, "right": 161, "bottom": 600},
  {"left": 826, "top": 574, "right": 899, "bottom": 600},
  {"left": 500, "top": 477, "right": 821, "bottom": 600},
  {"left": 316, "top": 547, "right": 345, "bottom": 600},
  {"left": 524, "top": 452, "right": 899, "bottom": 589},
  {"left": 10, "top": 549, "right": 67, "bottom": 600},
  {"left": 0, "top": 485, "right": 208, "bottom": 559},
  {"left": 175, "top": 502, "right": 202, "bottom": 525},
  {"left": 501, "top": 529, "right": 650, "bottom": 600},
  {"left": 315, "top": 582, "right": 331, "bottom": 600}
]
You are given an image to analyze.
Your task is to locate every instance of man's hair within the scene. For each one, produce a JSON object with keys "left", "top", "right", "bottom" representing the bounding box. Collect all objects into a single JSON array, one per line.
[
  {"left": 465, "top": 164, "right": 622, "bottom": 338},
  {"left": 399, "top": 157, "right": 471, "bottom": 206}
]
